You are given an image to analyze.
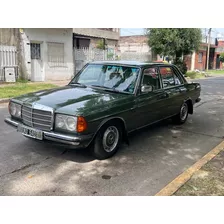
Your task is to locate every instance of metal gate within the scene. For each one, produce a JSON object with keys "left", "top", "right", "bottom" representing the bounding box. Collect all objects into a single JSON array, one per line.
[
  {"left": 0, "top": 45, "right": 18, "bottom": 81},
  {"left": 73, "top": 48, "right": 115, "bottom": 75}
]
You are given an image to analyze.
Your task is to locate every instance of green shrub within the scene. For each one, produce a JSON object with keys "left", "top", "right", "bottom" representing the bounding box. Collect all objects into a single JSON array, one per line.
[
  {"left": 185, "top": 71, "right": 205, "bottom": 79},
  {"left": 219, "top": 52, "right": 224, "bottom": 63},
  {"left": 16, "top": 78, "right": 29, "bottom": 83},
  {"left": 173, "top": 58, "right": 188, "bottom": 74}
]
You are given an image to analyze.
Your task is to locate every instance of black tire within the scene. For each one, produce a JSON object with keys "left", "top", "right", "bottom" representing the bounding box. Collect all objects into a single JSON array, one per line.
[
  {"left": 172, "top": 102, "right": 189, "bottom": 125},
  {"left": 91, "top": 121, "right": 122, "bottom": 160}
]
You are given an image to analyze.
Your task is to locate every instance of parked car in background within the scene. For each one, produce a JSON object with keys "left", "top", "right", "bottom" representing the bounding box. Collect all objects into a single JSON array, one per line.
[{"left": 5, "top": 61, "right": 201, "bottom": 159}]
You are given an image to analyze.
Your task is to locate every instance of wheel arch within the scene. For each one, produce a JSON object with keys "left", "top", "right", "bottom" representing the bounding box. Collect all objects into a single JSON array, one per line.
[
  {"left": 184, "top": 98, "right": 193, "bottom": 114},
  {"left": 90, "top": 117, "right": 129, "bottom": 146}
]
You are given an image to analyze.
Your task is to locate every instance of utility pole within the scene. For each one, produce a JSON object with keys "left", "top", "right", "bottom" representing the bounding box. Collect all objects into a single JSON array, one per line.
[{"left": 206, "top": 28, "right": 212, "bottom": 71}]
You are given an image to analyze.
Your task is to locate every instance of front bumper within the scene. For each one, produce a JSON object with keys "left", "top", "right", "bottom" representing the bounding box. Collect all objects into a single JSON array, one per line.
[{"left": 4, "top": 117, "right": 94, "bottom": 148}]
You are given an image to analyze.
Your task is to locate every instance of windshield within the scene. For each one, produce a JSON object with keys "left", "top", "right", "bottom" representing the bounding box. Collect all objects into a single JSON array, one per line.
[{"left": 70, "top": 64, "right": 140, "bottom": 94}]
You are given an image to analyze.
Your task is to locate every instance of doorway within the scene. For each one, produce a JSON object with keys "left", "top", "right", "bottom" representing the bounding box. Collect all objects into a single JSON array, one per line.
[
  {"left": 30, "top": 43, "right": 44, "bottom": 81},
  {"left": 216, "top": 55, "right": 220, "bottom": 69}
]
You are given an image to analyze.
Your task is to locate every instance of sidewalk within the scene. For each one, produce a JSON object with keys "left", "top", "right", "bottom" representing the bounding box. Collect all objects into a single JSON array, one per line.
[{"left": 174, "top": 150, "right": 224, "bottom": 196}]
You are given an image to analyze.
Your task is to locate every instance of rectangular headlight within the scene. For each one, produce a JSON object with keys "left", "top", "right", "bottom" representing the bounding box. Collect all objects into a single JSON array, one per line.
[
  {"left": 9, "top": 101, "right": 21, "bottom": 118},
  {"left": 55, "top": 114, "right": 77, "bottom": 132}
]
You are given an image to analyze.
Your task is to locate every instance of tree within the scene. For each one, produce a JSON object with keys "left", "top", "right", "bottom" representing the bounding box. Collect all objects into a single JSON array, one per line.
[
  {"left": 147, "top": 28, "right": 202, "bottom": 60},
  {"left": 96, "top": 39, "right": 105, "bottom": 50},
  {"left": 219, "top": 52, "right": 224, "bottom": 63}
]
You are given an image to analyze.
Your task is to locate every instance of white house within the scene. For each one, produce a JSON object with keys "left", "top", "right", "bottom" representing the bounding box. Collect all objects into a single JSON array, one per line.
[{"left": 20, "top": 28, "right": 74, "bottom": 81}]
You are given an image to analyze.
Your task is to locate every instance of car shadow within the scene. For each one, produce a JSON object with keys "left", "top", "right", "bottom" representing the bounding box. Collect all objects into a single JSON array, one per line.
[{"left": 25, "top": 118, "right": 173, "bottom": 164}]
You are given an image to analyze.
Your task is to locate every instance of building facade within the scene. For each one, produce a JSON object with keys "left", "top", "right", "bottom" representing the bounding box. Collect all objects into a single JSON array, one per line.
[
  {"left": 185, "top": 39, "right": 224, "bottom": 71},
  {"left": 118, "top": 35, "right": 150, "bottom": 53},
  {"left": 73, "top": 28, "right": 120, "bottom": 50},
  {"left": 20, "top": 28, "right": 74, "bottom": 81}
]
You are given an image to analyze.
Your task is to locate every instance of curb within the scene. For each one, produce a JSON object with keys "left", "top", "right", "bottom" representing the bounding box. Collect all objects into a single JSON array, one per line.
[
  {"left": 155, "top": 140, "right": 224, "bottom": 196},
  {"left": 0, "top": 98, "right": 9, "bottom": 104}
]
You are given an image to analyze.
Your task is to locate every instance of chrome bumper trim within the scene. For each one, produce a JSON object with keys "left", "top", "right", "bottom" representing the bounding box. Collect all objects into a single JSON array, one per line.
[
  {"left": 4, "top": 117, "right": 92, "bottom": 146},
  {"left": 5, "top": 117, "right": 19, "bottom": 127}
]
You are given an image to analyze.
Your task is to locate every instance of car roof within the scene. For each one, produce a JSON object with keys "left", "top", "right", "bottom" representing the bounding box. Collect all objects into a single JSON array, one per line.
[{"left": 88, "top": 60, "right": 168, "bottom": 67}]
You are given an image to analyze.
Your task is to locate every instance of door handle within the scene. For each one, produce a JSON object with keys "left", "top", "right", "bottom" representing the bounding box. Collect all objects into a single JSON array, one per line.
[
  {"left": 159, "top": 92, "right": 169, "bottom": 99},
  {"left": 179, "top": 87, "right": 187, "bottom": 93}
]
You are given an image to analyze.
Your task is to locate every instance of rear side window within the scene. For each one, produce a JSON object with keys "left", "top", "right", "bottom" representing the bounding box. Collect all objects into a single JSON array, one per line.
[
  {"left": 159, "top": 67, "right": 183, "bottom": 88},
  {"left": 142, "top": 67, "right": 160, "bottom": 90}
]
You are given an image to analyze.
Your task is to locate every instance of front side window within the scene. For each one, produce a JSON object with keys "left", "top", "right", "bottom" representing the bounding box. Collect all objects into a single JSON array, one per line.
[
  {"left": 159, "top": 67, "right": 182, "bottom": 88},
  {"left": 142, "top": 67, "right": 160, "bottom": 90},
  {"left": 71, "top": 64, "right": 140, "bottom": 94}
]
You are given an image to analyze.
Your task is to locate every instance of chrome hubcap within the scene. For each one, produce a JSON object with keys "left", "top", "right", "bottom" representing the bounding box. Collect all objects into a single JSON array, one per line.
[
  {"left": 180, "top": 103, "right": 188, "bottom": 121},
  {"left": 102, "top": 126, "right": 119, "bottom": 152}
]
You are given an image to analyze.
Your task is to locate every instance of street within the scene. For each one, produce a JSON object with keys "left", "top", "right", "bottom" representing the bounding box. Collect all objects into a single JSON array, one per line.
[{"left": 0, "top": 77, "right": 224, "bottom": 196}]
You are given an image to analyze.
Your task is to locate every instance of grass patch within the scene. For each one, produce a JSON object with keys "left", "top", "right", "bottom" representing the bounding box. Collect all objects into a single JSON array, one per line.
[
  {"left": 207, "top": 70, "right": 224, "bottom": 75},
  {"left": 0, "top": 83, "right": 58, "bottom": 99},
  {"left": 16, "top": 78, "right": 29, "bottom": 83},
  {"left": 185, "top": 71, "right": 205, "bottom": 79}
]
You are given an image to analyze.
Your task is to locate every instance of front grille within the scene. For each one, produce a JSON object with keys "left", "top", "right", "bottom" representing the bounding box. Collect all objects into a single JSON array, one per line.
[{"left": 22, "top": 105, "right": 53, "bottom": 131}]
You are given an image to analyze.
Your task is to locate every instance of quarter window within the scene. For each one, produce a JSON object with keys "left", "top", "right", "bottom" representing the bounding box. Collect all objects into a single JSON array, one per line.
[
  {"left": 159, "top": 67, "right": 182, "bottom": 88},
  {"left": 142, "top": 67, "right": 160, "bottom": 90}
]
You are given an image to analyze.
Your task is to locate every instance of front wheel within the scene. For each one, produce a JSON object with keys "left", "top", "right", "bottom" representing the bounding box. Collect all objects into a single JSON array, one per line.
[
  {"left": 91, "top": 122, "right": 122, "bottom": 160},
  {"left": 172, "top": 102, "right": 189, "bottom": 124}
]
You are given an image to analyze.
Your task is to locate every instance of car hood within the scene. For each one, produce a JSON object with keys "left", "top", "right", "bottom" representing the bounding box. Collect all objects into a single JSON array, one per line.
[{"left": 13, "top": 85, "right": 133, "bottom": 116}]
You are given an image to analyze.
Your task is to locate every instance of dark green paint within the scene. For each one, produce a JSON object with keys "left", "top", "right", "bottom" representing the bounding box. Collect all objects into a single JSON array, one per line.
[{"left": 11, "top": 62, "right": 201, "bottom": 137}]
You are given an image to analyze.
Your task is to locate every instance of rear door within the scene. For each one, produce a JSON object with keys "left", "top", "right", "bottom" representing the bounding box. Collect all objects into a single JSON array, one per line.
[{"left": 159, "top": 66, "right": 187, "bottom": 118}]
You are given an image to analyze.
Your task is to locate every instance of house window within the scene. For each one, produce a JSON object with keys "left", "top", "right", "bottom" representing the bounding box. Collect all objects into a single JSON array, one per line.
[
  {"left": 47, "top": 42, "right": 64, "bottom": 66},
  {"left": 198, "top": 52, "right": 203, "bottom": 63},
  {"left": 31, "top": 43, "right": 41, "bottom": 60}
]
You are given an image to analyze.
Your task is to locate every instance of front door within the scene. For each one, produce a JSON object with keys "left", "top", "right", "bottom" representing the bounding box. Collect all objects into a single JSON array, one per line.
[
  {"left": 30, "top": 43, "right": 44, "bottom": 81},
  {"left": 216, "top": 55, "right": 220, "bottom": 69},
  {"left": 135, "top": 66, "right": 169, "bottom": 128}
]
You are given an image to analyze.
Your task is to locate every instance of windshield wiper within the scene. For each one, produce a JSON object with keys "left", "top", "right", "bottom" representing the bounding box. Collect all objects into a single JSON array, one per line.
[
  {"left": 91, "top": 85, "right": 129, "bottom": 94},
  {"left": 91, "top": 85, "right": 111, "bottom": 89},
  {"left": 69, "top": 82, "right": 87, "bottom": 88}
]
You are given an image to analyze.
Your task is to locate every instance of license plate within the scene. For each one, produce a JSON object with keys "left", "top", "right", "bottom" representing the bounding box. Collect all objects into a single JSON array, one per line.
[{"left": 17, "top": 125, "right": 43, "bottom": 140}]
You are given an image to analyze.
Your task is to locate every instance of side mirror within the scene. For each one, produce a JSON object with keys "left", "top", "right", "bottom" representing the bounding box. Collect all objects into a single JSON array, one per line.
[{"left": 141, "top": 85, "right": 153, "bottom": 93}]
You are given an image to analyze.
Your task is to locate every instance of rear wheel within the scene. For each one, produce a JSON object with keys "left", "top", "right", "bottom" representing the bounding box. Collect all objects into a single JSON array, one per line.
[
  {"left": 91, "top": 122, "right": 122, "bottom": 160},
  {"left": 172, "top": 102, "right": 189, "bottom": 124}
]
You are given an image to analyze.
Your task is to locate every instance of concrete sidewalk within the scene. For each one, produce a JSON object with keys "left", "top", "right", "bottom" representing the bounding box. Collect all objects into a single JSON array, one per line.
[{"left": 174, "top": 149, "right": 224, "bottom": 196}]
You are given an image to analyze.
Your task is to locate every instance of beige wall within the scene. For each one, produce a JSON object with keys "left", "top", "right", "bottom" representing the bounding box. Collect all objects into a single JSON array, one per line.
[{"left": 0, "top": 28, "right": 18, "bottom": 46}]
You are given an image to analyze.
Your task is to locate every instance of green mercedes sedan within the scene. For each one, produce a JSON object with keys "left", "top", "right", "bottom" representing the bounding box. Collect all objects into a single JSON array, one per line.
[{"left": 5, "top": 61, "right": 201, "bottom": 159}]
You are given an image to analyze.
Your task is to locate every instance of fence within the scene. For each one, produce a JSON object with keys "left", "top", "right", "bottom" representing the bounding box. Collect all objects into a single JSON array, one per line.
[
  {"left": 0, "top": 45, "right": 18, "bottom": 81},
  {"left": 73, "top": 47, "right": 152, "bottom": 74},
  {"left": 73, "top": 47, "right": 116, "bottom": 74}
]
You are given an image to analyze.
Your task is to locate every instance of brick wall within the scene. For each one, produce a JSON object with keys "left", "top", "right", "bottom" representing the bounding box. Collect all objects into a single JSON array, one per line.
[{"left": 194, "top": 50, "right": 207, "bottom": 70}]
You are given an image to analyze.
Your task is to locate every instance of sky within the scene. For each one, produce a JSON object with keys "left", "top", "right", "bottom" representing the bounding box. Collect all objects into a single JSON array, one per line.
[
  {"left": 120, "top": 28, "right": 224, "bottom": 38},
  {"left": 120, "top": 28, "right": 145, "bottom": 36}
]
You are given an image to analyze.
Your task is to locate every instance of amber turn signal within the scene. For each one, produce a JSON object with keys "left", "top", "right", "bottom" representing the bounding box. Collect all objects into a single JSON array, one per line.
[{"left": 77, "top": 116, "right": 87, "bottom": 133}]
